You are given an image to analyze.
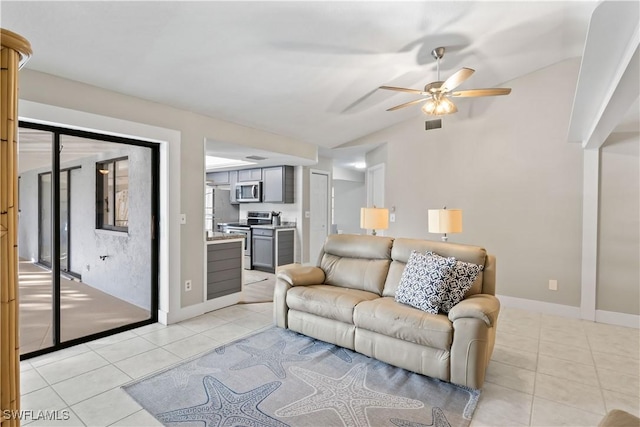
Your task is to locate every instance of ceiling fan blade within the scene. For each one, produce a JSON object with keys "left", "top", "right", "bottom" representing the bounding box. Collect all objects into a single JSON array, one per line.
[
  {"left": 386, "top": 97, "right": 428, "bottom": 111},
  {"left": 450, "top": 88, "right": 512, "bottom": 97},
  {"left": 379, "top": 85, "right": 426, "bottom": 95},
  {"left": 440, "top": 67, "right": 475, "bottom": 92}
]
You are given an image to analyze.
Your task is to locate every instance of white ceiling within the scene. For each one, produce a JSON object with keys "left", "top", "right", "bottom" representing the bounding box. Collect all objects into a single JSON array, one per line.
[{"left": 2, "top": 1, "right": 600, "bottom": 155}]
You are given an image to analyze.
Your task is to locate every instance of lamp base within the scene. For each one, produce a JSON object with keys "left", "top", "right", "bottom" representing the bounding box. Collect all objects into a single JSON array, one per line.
[{"left": 441, "top": 234, "right": 448, "bottom": 242}]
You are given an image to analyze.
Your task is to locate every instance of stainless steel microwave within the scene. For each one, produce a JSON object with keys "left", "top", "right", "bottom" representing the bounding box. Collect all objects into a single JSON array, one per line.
[{"left": 235, "top": 181, "right": 262, "bottom": 203}]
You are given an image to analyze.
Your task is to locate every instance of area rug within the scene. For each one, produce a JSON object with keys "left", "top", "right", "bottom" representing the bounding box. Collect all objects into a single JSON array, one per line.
[{"left": 123, "top": 327, "right": 479, "bottom": 427}]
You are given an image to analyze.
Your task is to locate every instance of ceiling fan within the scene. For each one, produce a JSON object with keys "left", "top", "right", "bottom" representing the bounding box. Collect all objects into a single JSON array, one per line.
[{"left": 379, "top": 47, "right": 511, "bottom": 116}]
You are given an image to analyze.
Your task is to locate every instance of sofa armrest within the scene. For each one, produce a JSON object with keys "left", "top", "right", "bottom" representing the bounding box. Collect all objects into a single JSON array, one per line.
[
  {"left": 277, "top": 266, "right": 325, "bottom": 286},
  {"left": 448, "top": 294, "right": 500, "bottom": 327}
]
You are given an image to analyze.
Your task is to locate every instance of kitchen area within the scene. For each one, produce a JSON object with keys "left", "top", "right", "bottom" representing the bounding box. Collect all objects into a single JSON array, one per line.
[{"left": 205, "top": 165, "right": 298, "bottom": 277}]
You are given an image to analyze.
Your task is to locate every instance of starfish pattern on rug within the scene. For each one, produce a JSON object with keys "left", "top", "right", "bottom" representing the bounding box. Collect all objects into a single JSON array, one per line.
[
  {"left": 274, "top": 363, "right": 423, "bottom": 425},
  {"left": 215, "top": 338, "right": 249, "bottom": 354},
  {"left": 390, "top": 407, "right": 451, "bottom": 427},
  {"left": 169, "top": 360, "right": 222, "bottom": 389},
  {"left": 298, "top": 341, "right": 353, "bottom": 363},
  {"left": 231, "top": 340, "right": 309, "bottom": 379},
  {"left": 156, "top": 375, "right": 288, "bottom": 427}
]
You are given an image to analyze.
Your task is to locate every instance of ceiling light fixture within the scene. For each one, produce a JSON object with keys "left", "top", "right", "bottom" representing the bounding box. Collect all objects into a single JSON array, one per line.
[{"left": 353, "top": 162, "right": 366, "bottom": 170}]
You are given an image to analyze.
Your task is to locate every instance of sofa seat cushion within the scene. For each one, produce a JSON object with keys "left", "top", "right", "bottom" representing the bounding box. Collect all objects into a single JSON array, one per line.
[
  {"left": 286, "top": 285, "right": 379, "bottom": 324},
  {"left": 354, "top": 297, "right": 453, "bottom": 351}
]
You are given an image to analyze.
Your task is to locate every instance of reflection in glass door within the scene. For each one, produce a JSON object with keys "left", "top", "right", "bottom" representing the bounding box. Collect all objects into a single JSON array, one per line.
[{"left": 38, "top": 172, "right": 52, "bottom": 266}]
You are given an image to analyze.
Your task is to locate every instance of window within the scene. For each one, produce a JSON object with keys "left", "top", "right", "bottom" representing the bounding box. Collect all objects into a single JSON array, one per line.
[{"left": 96, "top": 157, "right": 129, "bottom": 231}]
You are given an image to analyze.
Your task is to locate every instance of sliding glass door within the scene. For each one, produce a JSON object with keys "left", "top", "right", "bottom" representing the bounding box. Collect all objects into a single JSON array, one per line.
[{"left": 18, "top": 122, "right": 159, "bottom": 357}]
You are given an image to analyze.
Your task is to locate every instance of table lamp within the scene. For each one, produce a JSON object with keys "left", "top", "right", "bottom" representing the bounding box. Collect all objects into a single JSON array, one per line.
[
  {"left": 428, "top": 207, "right": 462, "bottom": 242},
  {"left": 360, "top": 207, "right": 389, "bottom": 236}
]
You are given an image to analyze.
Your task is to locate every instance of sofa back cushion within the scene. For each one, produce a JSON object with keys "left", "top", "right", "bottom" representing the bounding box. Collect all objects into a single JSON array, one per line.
[
  {"left": 383, "top": 238, "right": 491, "bottom": 298},
  {"left": 320, "top": 235, "right": 393, "bottom": 295}
]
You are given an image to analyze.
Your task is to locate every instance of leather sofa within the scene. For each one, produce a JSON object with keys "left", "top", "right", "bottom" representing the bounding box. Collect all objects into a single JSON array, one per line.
[{"left": 274, "top": 234, "right": 500, "bottom": 389}]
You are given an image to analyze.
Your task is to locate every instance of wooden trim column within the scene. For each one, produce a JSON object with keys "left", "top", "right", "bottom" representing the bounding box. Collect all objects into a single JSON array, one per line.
[{"left": 1, "top": 28, "right": 31, "bottom": 427}]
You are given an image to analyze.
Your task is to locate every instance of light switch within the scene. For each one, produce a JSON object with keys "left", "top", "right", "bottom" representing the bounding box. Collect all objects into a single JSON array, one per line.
[{"left": 390, "top": 213, "right": 396, "bottom": 222}]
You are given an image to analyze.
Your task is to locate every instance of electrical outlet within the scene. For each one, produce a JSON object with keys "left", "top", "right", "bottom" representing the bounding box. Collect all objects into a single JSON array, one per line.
[
  {"left": 180, "top": 214, "right": 187, "bottom": 224},
  {"left": 185, "top": 280, "right": 192, "bottom": 292},
  {"left": 390, "top": 213, "right": 396, "bottom": 222},
  {"left": 549, "top": 279, "right": 558, "bottom": 291}
]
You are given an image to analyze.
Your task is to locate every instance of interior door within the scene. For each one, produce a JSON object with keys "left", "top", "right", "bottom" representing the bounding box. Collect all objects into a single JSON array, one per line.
[{"left": 309, "top": 171, "right": 329, "bottom": 265}]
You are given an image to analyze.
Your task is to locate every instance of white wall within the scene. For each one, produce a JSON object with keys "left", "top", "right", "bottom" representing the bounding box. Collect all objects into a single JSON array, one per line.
[
  {"left": 598, "top": 136, "right": 640, "bottom": 315},
  {"left": 333, "top": 179, "right": 366, "bottom": 234},
  {"left": 353, "top": 58, "right": 585, "bottom": 307}
]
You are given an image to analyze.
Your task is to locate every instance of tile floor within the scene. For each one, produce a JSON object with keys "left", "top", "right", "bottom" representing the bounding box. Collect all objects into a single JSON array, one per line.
[{"left": 19, "top": 305, "right": 639, "bottom": 426}]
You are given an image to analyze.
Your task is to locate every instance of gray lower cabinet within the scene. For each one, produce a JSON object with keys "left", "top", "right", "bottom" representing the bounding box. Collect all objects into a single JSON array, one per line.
[
  {"left": 207, "top": 241, "right": 242, "bottom": 300},
  {"left": 252, "top": 229, "right": 274, "bottom": 271},
  {"left": 252, "top": 228, "right": 295, "bottom": 273}
]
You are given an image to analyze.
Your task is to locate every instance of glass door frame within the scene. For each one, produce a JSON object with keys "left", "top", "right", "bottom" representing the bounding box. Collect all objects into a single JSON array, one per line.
[{"left": 19, "top": 120, "right": 160, "bottom": 360}]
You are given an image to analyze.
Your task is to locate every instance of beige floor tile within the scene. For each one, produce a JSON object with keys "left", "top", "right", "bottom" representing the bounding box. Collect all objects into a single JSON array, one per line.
[
  {"left": 537, "top": 354, "right": 599, "bottom": 386},
  {"left": 29, "top": 343, "right": 92, "bottom": 368},
  {"left": 602, "top": 389, "right": 640, "bottom": 418},
  {"left": 94, "top": 336, "right": 158, "bottom": 363},
  {"left": 592, "top": 351, "right": 640, "bottom": 377},
  {"left": 86, "top": 330, "right": 138, "bottom": 350},
  {"left": 111, "top": 409, "right": 163, "bottom": 426},
  {"left": 201, "top": 322, "right": 253, "bottom": 344},
  {"left": 177, "top": 312, "right": 230, "bottom": 333},
  {"left": 131, "top": 322, "right": 167, "bottom": 336},
  {"left": 496, "top": 318, "right": 540, "bottom": 339},
  {"left": 538, "top": 339, "right": 594, "bottom": 366},
  {"left": 21, "top": 387, "right": 67, "bottom": 413},
  {"left": 470, "top": 382, "right": 532, "bottom": 426},
  {"left": 495, "top": 331, "right": 539, "bottom": 354},
  {"left": 499, "top": 307, "right": 541, "bottom": 324},
  {"left": 588, "top": 333, "right": 640, "bottom": 360},
  {"left": 28, "top": 409, "right": 85, "bottom": 427},
  {"left": 139, "top": 324, "right": 196, "bottom": 346},
  {"left": 35, "top": 351, "right": 109, "bottom": 384},
  {"left": 71, "top": 388, "right": 141, "bottom": 426},
  {"left": 597, "top": 367, "right": 640, "bottom": 397},
  {"left": 232, "top": 311, "right": 273, "bottom": 331},
  {"left": 52, "top": 365, "right": 132, "bottom": 405},
  {"left": 209, "top": 304, "right": 253, "bottom": 322},
  {"left": 491, "top": 345, "right": 537, "bottom": 371},
  {"left": 540, "top": 327, "right": 590, "bottom": 349},
  {"left": 21, "top": 368, "right": 49, "bottom": 394},
  {"left": 240, "top": 302, "right": 274, "bottom": 313},
  {"left": 540, "top": 313, "right": 587, "bottom": 333},
  {"left": 162, "top": 333, "right": 221, "bottom": 359},
  {"left": 531, "top": 396, "right": 603, "bottom": 427},
  {"left": 485, "top": 360, "right": 536, "bottom": 394},
  {"left": 534, "top": 373, "right": 606, "bottom": 415},
  {"left": 114, "top": 348, "right": 181, "bottom": 379}
]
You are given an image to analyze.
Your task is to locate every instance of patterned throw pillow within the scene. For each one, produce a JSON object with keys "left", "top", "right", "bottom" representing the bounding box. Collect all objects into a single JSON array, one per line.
[
  {"left": 395, "top": 250, "right": 456, "bottom": 314},
  {"left": 427, "top": 251, "right": 485, "bottom": 313}
]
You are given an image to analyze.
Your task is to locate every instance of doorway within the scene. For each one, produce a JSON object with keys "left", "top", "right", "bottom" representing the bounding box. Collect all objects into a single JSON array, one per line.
[
  {"left": 18, "top": 122, "right": 159, "bottom": 357},
  {"left": 309, "top": 170, "right": 330, "bottom": 265}
]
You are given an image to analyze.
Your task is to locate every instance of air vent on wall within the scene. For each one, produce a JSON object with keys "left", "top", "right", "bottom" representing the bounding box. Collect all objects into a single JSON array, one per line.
[
  {"left": 245, "top": 155, "right": 267, "bottom": 161},
  {"left": 425, "top": 119, "right": 442, "bottom": 131}
]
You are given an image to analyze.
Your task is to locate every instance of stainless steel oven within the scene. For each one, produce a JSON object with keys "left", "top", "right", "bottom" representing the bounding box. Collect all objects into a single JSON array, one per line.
[{"left": 220, "top": 225, "right": 252, "bottom": 269}]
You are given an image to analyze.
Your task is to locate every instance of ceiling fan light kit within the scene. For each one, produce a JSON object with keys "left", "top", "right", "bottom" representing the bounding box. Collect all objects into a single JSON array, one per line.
[{"left": 380, "top": 47, "right": 511, "bottom": 116}]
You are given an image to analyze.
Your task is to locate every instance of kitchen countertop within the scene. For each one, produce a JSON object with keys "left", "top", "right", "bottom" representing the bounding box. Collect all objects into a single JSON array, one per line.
[
  {"left": 250, "top": 223, "right": 297, "bottom": 230},
  {"left": 206, "top": 232, "right": 246, "bottom": 242}
]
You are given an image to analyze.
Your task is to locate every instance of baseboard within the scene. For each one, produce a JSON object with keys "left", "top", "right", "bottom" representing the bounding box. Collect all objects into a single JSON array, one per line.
[
  {"left": 595, "top": 310, "right": 640, "bottom": 329},
  {"left": 496, "top": 294, "right": 582, "bottom": 319},
  {"left": 497, "top": 294, "right": 640, "bottom": 329}
]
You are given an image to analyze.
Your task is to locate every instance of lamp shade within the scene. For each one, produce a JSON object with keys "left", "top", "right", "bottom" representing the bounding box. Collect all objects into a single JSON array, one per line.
[
  {"left": 360, "top": 207, "right": 389, "bottom": 231},
  {"left": 428, "top": 209, "right": 462, "bottom": 234}
]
